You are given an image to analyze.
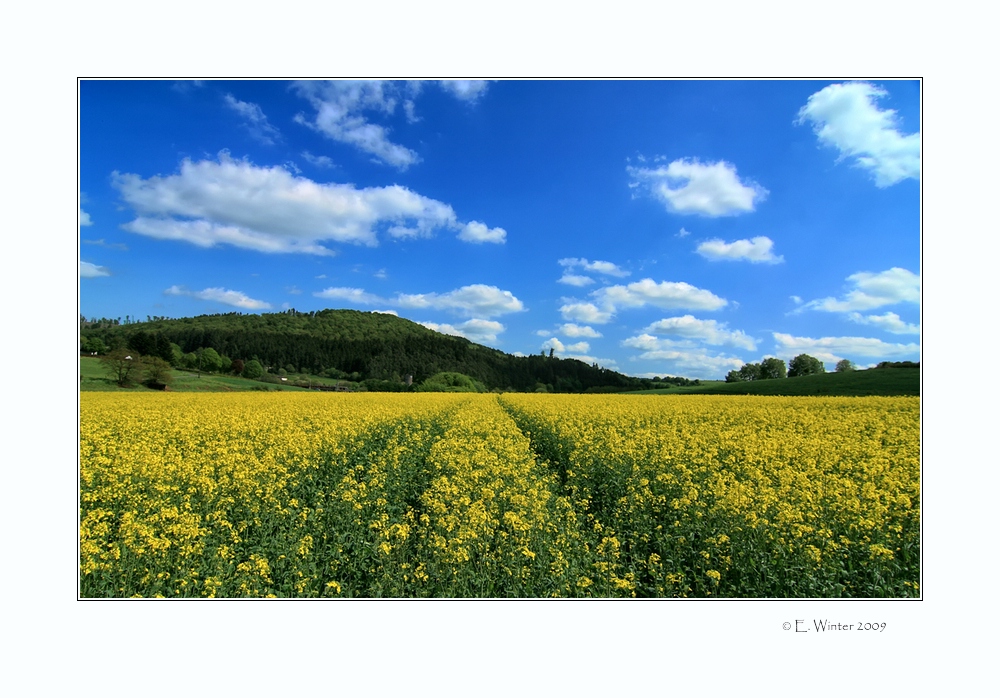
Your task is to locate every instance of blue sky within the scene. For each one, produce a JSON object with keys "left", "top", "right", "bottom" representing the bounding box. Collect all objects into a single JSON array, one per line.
[{"left": 79, "top": 79, "right": 920, "bottom": 379}]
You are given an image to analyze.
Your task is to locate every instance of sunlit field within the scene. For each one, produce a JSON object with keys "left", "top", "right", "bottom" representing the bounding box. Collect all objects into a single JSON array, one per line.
[{"left": 80, "top": 393, "right": 919, "bottom": 598}]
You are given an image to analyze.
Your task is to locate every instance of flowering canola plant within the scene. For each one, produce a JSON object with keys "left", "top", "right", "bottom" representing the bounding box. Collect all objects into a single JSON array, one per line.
[{"left": 81, "top": 392, "right": 919, "bottom": 598}]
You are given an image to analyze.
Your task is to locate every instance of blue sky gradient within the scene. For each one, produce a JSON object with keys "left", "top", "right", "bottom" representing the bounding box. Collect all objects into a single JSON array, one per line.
[{"left": 80, "top": 79, "right": 920, "bottom": 378}]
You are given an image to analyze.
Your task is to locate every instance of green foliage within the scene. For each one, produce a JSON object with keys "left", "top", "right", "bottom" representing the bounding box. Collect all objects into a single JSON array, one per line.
[
  {"left": 417, "top": 372, "right": 484, "bottom": 392},
  {"left": 760, "top": 357, "right": 787, "bottom": 379},
  {"left": 788, "top": 354, "right": 826, "bottom": 377},
  {"left": 835, "top": 359, "right": 856, "bottom": 373},
  {"left": 81, "top": 336, "right": 107, "bottom": 355},
  {"left": 100, "top": 348, "right": 142, "bottom": 387},
  {"left": 143, "top": 356, "right": 173, "bottom": 387},
  {"left": 242, "top": 359, "right": 264, "bottom": 380},
  {"left": 200, "top": 347, "right": 223, "bottom": 373}
]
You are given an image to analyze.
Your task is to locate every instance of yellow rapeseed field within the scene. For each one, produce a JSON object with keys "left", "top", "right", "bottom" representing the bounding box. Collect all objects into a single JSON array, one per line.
[{"left": 80, "top": 392, "right": 919, "bottom": 598}]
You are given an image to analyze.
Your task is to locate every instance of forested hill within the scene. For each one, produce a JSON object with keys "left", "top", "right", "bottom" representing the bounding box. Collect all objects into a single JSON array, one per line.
[{"left": 79, "top": 309, "right": 694, "bottom": 392}]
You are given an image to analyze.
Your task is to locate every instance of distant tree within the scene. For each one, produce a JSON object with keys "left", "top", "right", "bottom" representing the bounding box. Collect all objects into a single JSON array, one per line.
[
  {"left": 101, "top": 348, "right": 142, "bottom": 387},
  {"left": 231, "top": 358, "right": 245, "bottom": 376},
  {"left": 143, "top": 356, "right": 173, "bottom": 388},
  {"left": 82, "top": 336, "right": 107, "bottom": 355},
  {"left": 760, "top": 357, "right": 787, "bottom": 380},
  {"left": 835, "top": 359, "right": 856, "bottom": 373},
  {"left": 417, "top": 372, "right": 484, "bottom": 392},
  {"left": 242, "top": 359, "right": 264, "bottom": 380},
  {"left": 200, "top": 347, "right": 223, "bottom": 373},
  {"left": 788, "top": 354, "right": 826, "bottom": 377},
  {"left": 725, "top": 369, "right": 743, "bottom": 383},
  {"left": 738, "top": 362, "right": 763, "bottom": 381}
]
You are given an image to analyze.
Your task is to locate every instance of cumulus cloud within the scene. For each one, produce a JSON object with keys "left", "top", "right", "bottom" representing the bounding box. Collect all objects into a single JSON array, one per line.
[
  {"left": 643, "top": 315, "right": 757, "bottom": 350},
  {"left": 559, "top": 257, "right": 629, "bottom": 277},
  {"left": 559, "top": 302, "right": 614, "bottom": 324},
  {"left": 79, "top": 206, "right": 92, "bottom": 227},
  {"left": 847, "top": 311, "right": 920, "bottom": 335},
  {"left": 802, "top": 267, "right": 920, "bottom": 312},
  {"left": 558, "top": 323, "right": 602, "bottom": 338},
  {"left": 314, "top": 283, "right": 524, "bottom": 318},
  {"left": 773, "top": 332, "right": 920, "bottom": 364},
  {"left": 314, "top": 287, "right": 384, "bottom": 305},
  {"left": 113, "top": 153, "right": 503, "bottom": 255},
  {"left": 797, "top": 81, "right": 920, "bottom": 187},
  {"left": 627, "top": 157, "right": 768, "bottom": 216},
  {"left": 558, "top": 274, "right": 594, "bottom": 287},
  {"left": 541, "top": 337, "right": 615, "bottom": 367},
  {"left": 542, "top": 337, "right": 590, "bottom": 354},
  {"left": 696, "top": 236, "right": 783, "bottom": 264},
  {"left": 80, "top": 261, "right": 110, "bottom": 278},
  {"left": 395, "top": 284, "right": 524, "bottom": 317},
  {"left": 458, "top": 221, "right": 506, "bottom": 244},
  {"left": 594, "top": 278, "right": 728, "bottom": 312},
  {"left": 165, "top": 285, "right": 271, "bottom": 310},
  {"left": 224, "top": 94, "right": 281, "bottom": 145},
  {"left": 626, "top": 343, "right": 745, "bottom": 380},
  {"left": 420, "top": 318, "right": 505, "bottom": 343}
]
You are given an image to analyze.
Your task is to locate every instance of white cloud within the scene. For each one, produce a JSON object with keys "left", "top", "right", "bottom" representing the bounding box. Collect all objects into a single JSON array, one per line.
[
  {"left": 559, "top": 302, "right": 614, "bottom": 324},
  {"left": 458, "top": 220, "right": 506, "bottom": 244},
  {"left": 626, "top": 343, "right": 745, "bottom": 380},
  {"left": 114, "top": 153, "right": 492, "bottom": 255},
  {"left": 224, "top": 94, "right": 281, "bottom": 145},
  {"left": 643, "top": 315, "right": 757, "bottom": 351},
  {"left": 558, "top": 323, "right": 602, "bottom": 338},
  {"left": 165, "top": 285, "right": 271, "bottom": 310},
  {"left": 395, "top": 284, "right": 524, "bottom": 318},
  {"left": 374, "top": 268, "right": 388, "bottom": 280},
  {"left": 314, "top": 287, "right": 384, "bottom": 305},
  {"left": 314, "top": 283, "right": 524, "bottom": 318},
  {"left": 542, "top": 337, "right": 590, "bottom": 354},
  {"left": 627, "top": 158, "right": 768, "bottom": 216},
  {"left": 292, "top": 80, "right": 420, "bottom": 169},
  {"left": 773, "top": 332, "right": 920, "bottom": 364},
  {"left": 559, "top": 258, "right": 629, "bottom": 277},
  {"left": 291, "top": 80, "right": 488, "bottom": 170},
  {"left": 301, "top": 151, "right": 334, "bottom": 168},
  {"left": 790, "top": 295, "right": 802, "bottom": 305},
  {"left": 847, "top": 311, "right": 920, "bottom": 335},
  {"left": 438, "top": 80, "right": 490, "bottom": 102},
  {"left": 79, "top": 206, "right": 92, "bottom": 227},
  {"left": 677, "top": 227, "right": 691, "bottom": 238},
  {"left": 803, "top": 267, "right": 920, "bottom": 312},
  {"left": 797, "top": 82, "right": 920, "bottom": 187},
  {"left": 696, "top": 236, "right": 783, "bottom": 264},
  {"left": 558, "top": 274, "right": 595, "bottom": 287},
  {"left": 80, "top": 261, "right": 109, "bottom": 278},
  {"left": 420, "top": 318, "right": 505, "bottom": 343},
  {"left": 373, "top": 309, "right": 398, "bottom": 316},
  {"left": 594, "top": 278, "right": 728, "bottom": 312}
]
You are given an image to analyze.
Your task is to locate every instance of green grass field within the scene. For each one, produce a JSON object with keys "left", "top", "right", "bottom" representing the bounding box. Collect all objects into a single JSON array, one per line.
[{"left": 80, "top": 356, "right": 311, "bottom": 392}]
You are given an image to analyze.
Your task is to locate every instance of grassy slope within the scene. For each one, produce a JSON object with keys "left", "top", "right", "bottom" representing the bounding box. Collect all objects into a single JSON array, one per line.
[
  {"left": 625, "top": 368, "right": 919, "bottom": 397},
  {"left": 80, "top": 356, "right": 310, "bottom": 392}
]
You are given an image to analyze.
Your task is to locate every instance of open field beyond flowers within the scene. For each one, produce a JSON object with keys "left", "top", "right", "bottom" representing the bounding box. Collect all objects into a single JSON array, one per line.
[{"left": 80, "top": 393, "right": 919, "bottom": 598}]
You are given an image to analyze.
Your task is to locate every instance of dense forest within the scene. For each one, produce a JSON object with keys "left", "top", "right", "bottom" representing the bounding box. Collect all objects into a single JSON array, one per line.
[{"left": 80, "top": 309, "right": 698, "bottom": 392}]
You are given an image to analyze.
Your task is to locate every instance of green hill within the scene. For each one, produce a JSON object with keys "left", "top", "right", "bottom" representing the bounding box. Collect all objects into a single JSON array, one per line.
[{"left": 79, "top": 309, "right": 694, "bottom": 393}]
